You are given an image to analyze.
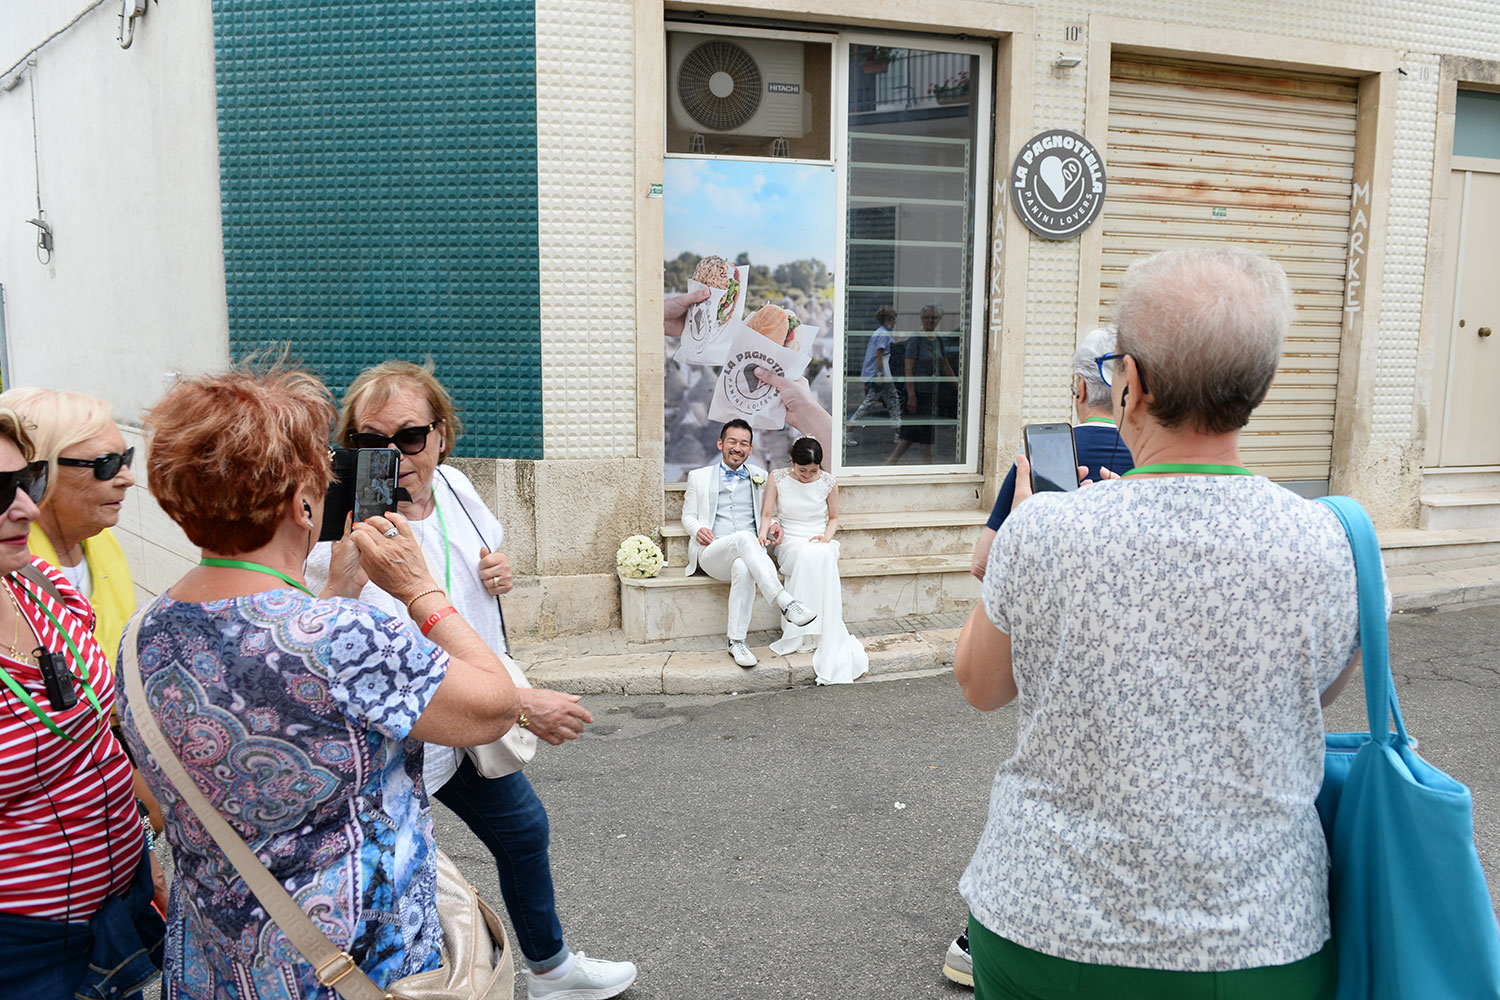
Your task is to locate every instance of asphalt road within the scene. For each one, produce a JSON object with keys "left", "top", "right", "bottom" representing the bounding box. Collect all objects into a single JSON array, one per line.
[{"left": 433, "top": 601, "right": 1500, "bottom": 1000}]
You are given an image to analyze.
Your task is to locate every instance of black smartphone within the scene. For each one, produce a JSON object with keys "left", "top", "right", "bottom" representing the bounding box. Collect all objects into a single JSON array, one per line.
[
  {"left": 319, "top": 448, "right": 402, "bottom": 542},
  {"left": 1023, "top": 422, "right": 1080, "bottom": 494}
]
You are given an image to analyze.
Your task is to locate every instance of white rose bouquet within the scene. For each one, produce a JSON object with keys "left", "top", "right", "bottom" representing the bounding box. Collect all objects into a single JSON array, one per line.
[{"left": 616, "top": 534, "right": 665, "bottom": 579}]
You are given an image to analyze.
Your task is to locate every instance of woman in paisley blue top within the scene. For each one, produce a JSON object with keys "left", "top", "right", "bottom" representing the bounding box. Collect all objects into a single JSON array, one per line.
[{"left": 117, "top": 364, "right": 520, "bottom": 1000}]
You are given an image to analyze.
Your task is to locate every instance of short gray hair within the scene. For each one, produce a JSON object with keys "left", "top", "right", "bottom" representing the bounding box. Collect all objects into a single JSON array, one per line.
[
  {"left": 1071, "top": 326, "right": 1118, "bottom": 408},
  {"left": 1111, "top": 247, "right": 1291, "bottom": 434}
]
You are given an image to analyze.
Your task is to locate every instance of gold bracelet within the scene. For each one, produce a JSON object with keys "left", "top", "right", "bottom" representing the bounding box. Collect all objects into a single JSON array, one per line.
[
  {"left": 517, "top": 711, "right": 530, "bottom": 730},
  {"left": 405, "top": 588, "right": 446, "bottom": 616}
]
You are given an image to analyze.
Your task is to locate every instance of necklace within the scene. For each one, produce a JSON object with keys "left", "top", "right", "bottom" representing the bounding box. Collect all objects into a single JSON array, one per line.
[{"left": 3, "top": 583, "right": 24, "bottom": 659}]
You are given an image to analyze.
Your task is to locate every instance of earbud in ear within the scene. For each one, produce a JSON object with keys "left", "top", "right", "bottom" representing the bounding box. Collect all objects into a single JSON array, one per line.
[{"left": 302, "top": 500, "right": 315, "bottom": 528}]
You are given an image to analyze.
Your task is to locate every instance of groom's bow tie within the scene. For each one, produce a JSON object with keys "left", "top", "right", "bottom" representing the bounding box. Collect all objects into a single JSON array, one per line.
[{"left": 721, "top": 464, "right": 749, "bottom": 482}]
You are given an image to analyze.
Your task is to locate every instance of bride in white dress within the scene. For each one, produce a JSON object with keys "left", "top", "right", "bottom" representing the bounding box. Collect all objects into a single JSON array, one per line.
[{"left": 757, "top": 437, "right": 869, "bottom": 684}]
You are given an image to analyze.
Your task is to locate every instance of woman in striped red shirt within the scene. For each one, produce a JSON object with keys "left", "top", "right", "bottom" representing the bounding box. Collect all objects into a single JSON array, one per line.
[{"left": 0, "top": 406, "right": 164, "bottom": 998}]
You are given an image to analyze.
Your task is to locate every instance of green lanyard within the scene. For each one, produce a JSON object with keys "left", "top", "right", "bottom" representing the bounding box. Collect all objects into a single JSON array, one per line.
[
  {"left": 430, "top": 490, "right": 452, "bottom": 591},
  {"left": 1123, "top": 463, "right": 1253, "bottom": 477},
  {"left": 199, "top": 558, "right": 316, "bottom": 598},
  {"left": 1081, "top": 417, "right": 1117, "bottom": 425},
  {"left": 0, "top": 575, "right": 104, "bottom": 742}
]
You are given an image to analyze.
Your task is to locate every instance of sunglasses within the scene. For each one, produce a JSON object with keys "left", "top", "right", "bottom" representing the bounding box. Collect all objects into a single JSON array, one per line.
[
  {"left": 348, "top": 421, "right": 438, "bottom": 456},
  {"left": 56, "top": 446, "right": 134, "bottom": 481},
  {"left": 0, "top": 461, "right": 49, "bottom": 509}
]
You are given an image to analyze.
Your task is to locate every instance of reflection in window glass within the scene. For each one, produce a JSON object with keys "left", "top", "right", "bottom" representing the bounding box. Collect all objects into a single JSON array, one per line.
[{"left": 843, "top": 45, "right": 980, "bottom": 467}]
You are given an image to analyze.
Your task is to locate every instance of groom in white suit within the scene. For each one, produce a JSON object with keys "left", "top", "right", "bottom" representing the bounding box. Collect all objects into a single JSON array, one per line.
[{"left": 682, "top": 419, "right": 816, "bottom": 667}]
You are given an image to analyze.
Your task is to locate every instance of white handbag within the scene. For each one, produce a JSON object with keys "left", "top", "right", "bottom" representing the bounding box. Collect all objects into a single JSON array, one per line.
[{"left": 462, "top": 652, "right": 537, "bottom": 777}]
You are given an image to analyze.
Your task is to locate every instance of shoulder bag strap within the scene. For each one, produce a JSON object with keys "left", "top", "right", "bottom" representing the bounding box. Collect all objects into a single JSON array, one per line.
[
  {"left": 120, "top": 606, "right": 387, "bottom": 1000},
  {"left": 19, "top": 563, "right": 66, "bottom": 606},
  {"left": 435, "top": 467, "right": 508, "bottom": 648},
  {"left": 1315, "top": 495, "right": 1404, "bottom": 745}
]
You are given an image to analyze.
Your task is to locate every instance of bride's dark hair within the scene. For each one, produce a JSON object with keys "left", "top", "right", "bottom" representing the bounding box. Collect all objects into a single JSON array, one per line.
[{"left": 790, "top": 436, "right": 823, "bottom": 467}]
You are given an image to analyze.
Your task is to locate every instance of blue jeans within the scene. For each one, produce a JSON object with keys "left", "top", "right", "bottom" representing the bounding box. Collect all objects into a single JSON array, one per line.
[
  {"left": 434, "top": 758, "right": 567, "bottom": 970},
  {"left": 0, "top": 844, "right": 163, "bottom": 999}
]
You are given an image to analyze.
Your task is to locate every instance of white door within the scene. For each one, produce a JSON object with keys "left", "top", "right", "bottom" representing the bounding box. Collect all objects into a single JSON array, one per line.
[{"left": 1440, "top": 166, "right": 1500, "bottom": 466}]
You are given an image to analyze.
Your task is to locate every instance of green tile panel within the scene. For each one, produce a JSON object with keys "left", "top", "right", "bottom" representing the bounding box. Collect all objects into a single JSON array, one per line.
[{"left": 213, "top": 0, "right": 542, "bottom": 457}]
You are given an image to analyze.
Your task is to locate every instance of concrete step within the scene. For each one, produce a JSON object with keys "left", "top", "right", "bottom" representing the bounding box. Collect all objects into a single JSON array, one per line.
[
  {"left": 1420, "top": 466, "right": 1500, "bottom": 495},
  {"left": 659, "top": 509, "right": 988, "bottom": 564},
  {"left": 664, "top": 474, "right": 985, "bottom": 521},
  {"left": 1380, "top": 527, "right": 1500, "bottom": 567},
  {"left": 1417, "top": 491, "right": 1500, "bottom": 531},
  {"left": 619, "top": 554, "right": 978, "bottom": 642},
  {"left": 1387, "top": 553, "right": 1500, "bottom": 612}
]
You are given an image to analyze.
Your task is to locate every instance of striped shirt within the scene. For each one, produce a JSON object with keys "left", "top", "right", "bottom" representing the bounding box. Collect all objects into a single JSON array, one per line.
[{"left": 0, "top": 559, "right": 141, "bottom": 920}]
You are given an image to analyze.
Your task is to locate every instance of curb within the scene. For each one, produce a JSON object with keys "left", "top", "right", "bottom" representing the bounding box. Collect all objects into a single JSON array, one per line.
[{"left": 520, "top": 627, "right": 960, "bottom": 696}]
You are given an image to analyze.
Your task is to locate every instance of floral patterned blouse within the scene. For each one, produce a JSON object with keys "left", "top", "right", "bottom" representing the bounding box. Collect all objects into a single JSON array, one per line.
[{"left": 119, "top": 590, "right": 448, "bottom": 1000}]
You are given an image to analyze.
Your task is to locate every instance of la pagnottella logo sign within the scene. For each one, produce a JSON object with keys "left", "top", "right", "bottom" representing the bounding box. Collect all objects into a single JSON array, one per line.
[{"left": 1009, "top": 129, "right": 1106, "bottom": 240}]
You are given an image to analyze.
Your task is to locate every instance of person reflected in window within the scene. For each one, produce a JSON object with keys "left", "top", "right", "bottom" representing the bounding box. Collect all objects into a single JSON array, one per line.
[
  {"left": 887, "top": 304, "right": 959, "bottom": 465},
  {"left": 847, "top": 305, "right": 901, "bottom": 447}
]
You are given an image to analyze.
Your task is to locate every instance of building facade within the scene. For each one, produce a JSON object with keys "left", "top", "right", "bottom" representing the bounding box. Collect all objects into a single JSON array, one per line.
[{"left": 1, "top": 0, "right": 1496, "bottom": 642}]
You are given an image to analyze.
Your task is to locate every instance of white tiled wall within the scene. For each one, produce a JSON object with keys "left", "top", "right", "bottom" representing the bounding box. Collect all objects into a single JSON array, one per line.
[{"left": 534, "top": 0, "right": 638, "bottom": 460}]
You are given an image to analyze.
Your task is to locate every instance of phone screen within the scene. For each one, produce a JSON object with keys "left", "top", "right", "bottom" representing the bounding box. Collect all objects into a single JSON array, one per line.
[
  {"left": 352, "top": 449, "right": 399, "bottom": 521},
  {"left": 1024, "top": 423, "right": 1079, "bottom": 493}
]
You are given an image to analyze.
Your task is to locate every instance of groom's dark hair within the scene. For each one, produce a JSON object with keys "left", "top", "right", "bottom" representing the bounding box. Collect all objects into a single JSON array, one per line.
[{"left": 718, "top": 418, "right": 752, "bottom": 441}]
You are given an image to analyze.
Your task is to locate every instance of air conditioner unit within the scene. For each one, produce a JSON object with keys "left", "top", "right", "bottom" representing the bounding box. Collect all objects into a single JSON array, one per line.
[{"left": 668, "top": 33, "right": 809, "bottom": 140}]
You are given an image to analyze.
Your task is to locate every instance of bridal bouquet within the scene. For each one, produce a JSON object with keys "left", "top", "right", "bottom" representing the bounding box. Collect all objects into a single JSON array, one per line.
[{"left": 616, "top": 534, "right": 664, "bottom": 579}]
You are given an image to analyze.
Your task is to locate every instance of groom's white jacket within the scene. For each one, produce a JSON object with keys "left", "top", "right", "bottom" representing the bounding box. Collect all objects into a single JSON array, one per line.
[{"left": 681, "top": 462, "right": 767, "bottom": 576}]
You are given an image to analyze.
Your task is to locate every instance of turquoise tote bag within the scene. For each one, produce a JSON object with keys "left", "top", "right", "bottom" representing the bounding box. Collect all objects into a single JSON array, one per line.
[{"left": 1315, "top": 495, "right": 1500, "bottom": 999}]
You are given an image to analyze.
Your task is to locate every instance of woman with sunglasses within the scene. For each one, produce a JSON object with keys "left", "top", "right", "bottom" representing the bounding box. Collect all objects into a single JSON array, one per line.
[
  {"left": 0, "top": 388, "right": 137, "bottom": 672},
  {"left": 306, "top": 360, "right": 639, "bottom": 1000},
  {"left": 0, "top": 406, "right": 165, "bottom": 997}
]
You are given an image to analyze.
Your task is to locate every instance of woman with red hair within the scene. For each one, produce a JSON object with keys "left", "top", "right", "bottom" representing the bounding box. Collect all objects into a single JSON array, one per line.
[{"left": 118, "top": 362, "right": 519, "bottom": 999}]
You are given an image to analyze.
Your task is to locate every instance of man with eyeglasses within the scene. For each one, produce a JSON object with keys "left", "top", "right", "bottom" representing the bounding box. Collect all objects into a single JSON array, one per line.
[{"left": 966, "top": 327, "right": 1135, "bottom": 582}]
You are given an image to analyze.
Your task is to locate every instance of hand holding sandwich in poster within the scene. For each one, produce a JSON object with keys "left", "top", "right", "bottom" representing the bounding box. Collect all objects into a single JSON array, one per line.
[
  {"left": 673, "top": 255, "right": 749, "bottom": 366},
  {"left": 707, "top": 302, "right": 819, "bottom": 430}
]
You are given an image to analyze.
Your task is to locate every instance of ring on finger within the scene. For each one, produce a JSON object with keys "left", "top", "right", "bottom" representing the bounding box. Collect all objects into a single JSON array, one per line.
[{"left": 382, "top": 527, "right": 400, "bottom": 539}]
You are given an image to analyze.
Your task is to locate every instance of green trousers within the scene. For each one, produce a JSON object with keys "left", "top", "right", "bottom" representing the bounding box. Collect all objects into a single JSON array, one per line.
[{"left": 968, "top": 915, "right": 1336, "bottom": 1000}]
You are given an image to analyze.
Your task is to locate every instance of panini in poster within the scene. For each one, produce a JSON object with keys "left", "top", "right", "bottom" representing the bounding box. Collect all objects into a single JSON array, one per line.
[
  {"left": 708, "top": 318, "right": 817, "bottom": 430},
  {"left": 674, "top": 261, "right": 750, "bottom": 366}
]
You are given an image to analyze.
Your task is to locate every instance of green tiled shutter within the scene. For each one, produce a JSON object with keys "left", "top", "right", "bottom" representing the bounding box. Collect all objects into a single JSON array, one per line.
[{"left": 213, "top": 0, "right": 542, "bottom": 458}]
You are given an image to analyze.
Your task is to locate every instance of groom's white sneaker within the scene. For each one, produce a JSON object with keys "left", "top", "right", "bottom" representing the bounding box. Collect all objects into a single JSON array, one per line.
[
  {"left": 781, "top": 599, "right": 817, "bottom": 627},
  {"left": 727, "top": 639, "right": 758, "bottom": 668}
]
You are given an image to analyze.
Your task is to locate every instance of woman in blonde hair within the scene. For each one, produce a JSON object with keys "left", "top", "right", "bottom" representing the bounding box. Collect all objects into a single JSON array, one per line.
[{"left": 0, "top": 388, "right": 137, "bottom": 668}]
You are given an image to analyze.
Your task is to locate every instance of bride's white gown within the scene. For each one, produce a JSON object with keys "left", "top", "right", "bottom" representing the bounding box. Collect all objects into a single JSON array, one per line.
[{"left": 768, "top": 469, "right": 869, "bottom": 684}]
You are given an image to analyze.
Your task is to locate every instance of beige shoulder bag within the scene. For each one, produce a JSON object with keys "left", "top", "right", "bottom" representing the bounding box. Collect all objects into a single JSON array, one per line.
[{"left": 121, "top": 607, "right": 513, "bottom": 1000}]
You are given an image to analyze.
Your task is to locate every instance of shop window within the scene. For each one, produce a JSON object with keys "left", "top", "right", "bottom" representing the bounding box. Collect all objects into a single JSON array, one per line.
[{"left": 662, "top": 23, "right": 991, "bottom": 479}]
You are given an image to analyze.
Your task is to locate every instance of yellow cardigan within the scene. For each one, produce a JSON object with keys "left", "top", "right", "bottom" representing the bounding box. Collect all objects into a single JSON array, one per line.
[{"left": 28, "top": 523, "right": 137, "bottom": 668}]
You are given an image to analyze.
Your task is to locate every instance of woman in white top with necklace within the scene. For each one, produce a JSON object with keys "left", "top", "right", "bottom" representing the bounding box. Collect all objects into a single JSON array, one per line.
[{"left": 306, "top": 360, "right": 638, "bottom": 1000}]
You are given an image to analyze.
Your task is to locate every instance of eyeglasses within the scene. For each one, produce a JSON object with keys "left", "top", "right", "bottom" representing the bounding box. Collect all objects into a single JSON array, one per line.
[
  {"left": 348, "top": 421, "right": 438, "bottom": 456},
  {"left": 56, "top": 447, "right": 134, "bottom": 481},
  {"left": 0, "top": 461, "right": 48, "bottom": 509},
  {"left": 1095, "top": 353, "right": 1151, "bottom": 393}
]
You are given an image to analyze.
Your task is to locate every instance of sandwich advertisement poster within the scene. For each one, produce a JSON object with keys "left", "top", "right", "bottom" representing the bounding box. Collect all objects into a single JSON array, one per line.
[{"left": 663, "top": 159, "right": 836, "bottom": 482}]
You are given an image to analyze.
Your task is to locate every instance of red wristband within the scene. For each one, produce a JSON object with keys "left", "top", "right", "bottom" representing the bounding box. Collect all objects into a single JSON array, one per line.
[{"left": 419, "top": 606, "right": 458, "bottom": 637}]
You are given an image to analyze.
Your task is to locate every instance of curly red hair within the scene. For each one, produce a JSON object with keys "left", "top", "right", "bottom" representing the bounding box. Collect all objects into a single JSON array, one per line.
[{"left": 145, "top": 364, "right": 333, "bottom": 554}]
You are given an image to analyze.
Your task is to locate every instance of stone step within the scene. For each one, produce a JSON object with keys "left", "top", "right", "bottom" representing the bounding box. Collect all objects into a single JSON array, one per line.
[
  {"left": 1420, "top": 466, "right": 1500, "bottom": 495},
  {"left": 659, "top": 509, "right": 988, "bottom": 564},
  {"left": 1417, "top": 491, "right": 1500, "bottom": 531},
  {"left": 618, "top": 554, "right": 977, "bottom": 642},
  {"left": 663, "top": 474, "right": 985, "bottom": 521},
  {"left": 1379, "top": 527, "right": 1500, "bottom": 566}
]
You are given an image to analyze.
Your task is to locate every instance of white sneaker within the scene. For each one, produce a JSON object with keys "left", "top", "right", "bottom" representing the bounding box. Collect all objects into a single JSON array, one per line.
[
  {"left": 525, "top": 952, "right": 638, "bottom": 1000},
  {"left": 727, "top": 639, "right": 758, "bottom": 668},
  {"left": 943, "top": 933, "right": 974, "bottom": 987},
  {"left": 781, "top": 599, "right": 817, "bottom": 628}
]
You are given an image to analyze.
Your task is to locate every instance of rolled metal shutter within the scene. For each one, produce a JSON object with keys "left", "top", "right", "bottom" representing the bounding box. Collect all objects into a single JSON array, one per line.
[{"left": 1101, "top": 57, "right": 1358, "bottom": 487}]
